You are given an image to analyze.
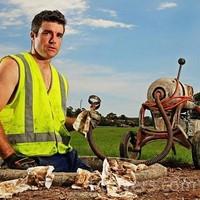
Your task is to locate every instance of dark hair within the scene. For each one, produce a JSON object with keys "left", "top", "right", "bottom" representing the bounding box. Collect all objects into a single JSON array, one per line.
[{"left": 31, "top": 10, "right": 66, "bottom": 34}]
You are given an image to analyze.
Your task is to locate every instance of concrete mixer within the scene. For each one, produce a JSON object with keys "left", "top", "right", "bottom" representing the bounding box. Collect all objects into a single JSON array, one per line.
[{"left": 120, "top": 58, "right": 200, "bottom": 168}]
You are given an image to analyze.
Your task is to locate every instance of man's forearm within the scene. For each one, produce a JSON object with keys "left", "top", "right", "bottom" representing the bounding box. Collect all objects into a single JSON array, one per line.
[
  {"left": 0, "top": 121, "right": 15, "bottom": 159},
  {"left": 65, "top": 117, "right": 76, "bottom": 131}
]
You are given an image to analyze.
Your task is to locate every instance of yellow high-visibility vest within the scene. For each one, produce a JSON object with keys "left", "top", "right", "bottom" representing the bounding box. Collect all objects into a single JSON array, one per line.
[{"left": 0, "top": 52, "right": 72, "bottom": 156}]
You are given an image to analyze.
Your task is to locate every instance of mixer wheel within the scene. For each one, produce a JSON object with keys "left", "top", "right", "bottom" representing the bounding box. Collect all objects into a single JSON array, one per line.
[{"left": 119, "top": 131, "right": 141, "bottom": 159}]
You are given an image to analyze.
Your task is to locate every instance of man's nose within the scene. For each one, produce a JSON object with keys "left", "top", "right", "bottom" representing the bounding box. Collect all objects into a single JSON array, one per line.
[{"left": 49, "top": 34, "right": 56, "bottom": 44}]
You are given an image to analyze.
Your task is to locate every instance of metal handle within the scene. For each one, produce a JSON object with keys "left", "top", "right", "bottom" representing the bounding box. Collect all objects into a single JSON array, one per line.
[
  {"left": 88, "top": 95, "right": 101, "bottom": 110},
  {"left": 177, "top": 58, "right": 186, "bottom": 81}
]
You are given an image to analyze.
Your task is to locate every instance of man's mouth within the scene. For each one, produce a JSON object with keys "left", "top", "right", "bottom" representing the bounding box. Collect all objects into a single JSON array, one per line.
[{"left": 48, "top": 46, "right": 57, "bottom": 51}]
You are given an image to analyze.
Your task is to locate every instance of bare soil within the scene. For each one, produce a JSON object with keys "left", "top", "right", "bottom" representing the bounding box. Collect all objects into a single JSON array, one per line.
[{"left": 10, "top": 164, "right": 200, "bottom": 200}]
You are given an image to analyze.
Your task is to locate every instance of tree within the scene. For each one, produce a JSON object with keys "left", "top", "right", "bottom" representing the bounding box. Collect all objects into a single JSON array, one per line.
[
  {"left": 66, "top": 106, "right": 73, "bottom": 117},
  {"left": 194, "top": 92, "right": 200, "bottom": 105},
  {"left": 119, "top": 114, "right": 127, "bottom": 120},
  {"left": 191, "top": 92, "right": 200, "bottom": 119},
  {"left": 74, "top": 108, "right": 82, "bottom": 116},
  {"left": 106, "top": 112, "right": 117, "bottom": 120}
]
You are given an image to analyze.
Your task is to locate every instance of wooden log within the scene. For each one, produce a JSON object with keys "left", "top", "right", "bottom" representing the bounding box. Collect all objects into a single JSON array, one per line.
[
  {"left": 0, "top": 157, "right": 167, "bottom": 186},
  {"left": 52, "top": 163, "right": 167, "bottom": 186},
  {"left": 0, "top": 169, "right": 27, "bottom": 181},
  {"left": 80, "top": 156, "right": 146, "bottom": 171},
  {"left": 0, "top": 163, "right": 167, "bottom": 186}
]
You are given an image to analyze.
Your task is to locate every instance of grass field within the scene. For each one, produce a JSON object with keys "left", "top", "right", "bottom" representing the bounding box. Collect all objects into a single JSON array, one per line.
[
  {"left": 71, "top": 126, "right": 133, "bottom": 157},
  {"left": 71, "top": 126, "right": 193, "bottom": 165}
]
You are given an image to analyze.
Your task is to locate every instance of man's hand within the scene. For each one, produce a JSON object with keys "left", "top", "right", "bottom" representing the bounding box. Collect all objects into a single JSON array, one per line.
[
  {"left": 73, "top": 110, "right": 101, "bottom": 135},
  {"left": 73, "top": 110, "right": 89, "bottom": 133},
  {"left": 89, "top": 110, "right": 101, "bottom": 128},
  {"left": 4, "top": 153, "right": 37, "bottom": 170}
]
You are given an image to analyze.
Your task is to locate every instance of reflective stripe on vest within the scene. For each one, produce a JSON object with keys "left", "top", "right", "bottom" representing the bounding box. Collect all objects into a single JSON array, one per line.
[
  {"left": 7, "top": 54, "right": 68, "bottom": 145},
  {"left": 58, "top": 71, "right": 67, "bottom": 115}
]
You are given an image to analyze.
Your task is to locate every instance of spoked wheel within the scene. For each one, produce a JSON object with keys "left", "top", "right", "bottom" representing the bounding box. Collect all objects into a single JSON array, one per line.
[
  {"left": 120, "top": 130, "right": 174, "bottom": 165},
  {"left": 119, "top": 131, "right": 141, "bottom": 159},
  {"left": 192, "top": 131, "right": 200, "bottom": 169},
  {"left": 87, "top": 126, "right": 106, "bottom": 160}
]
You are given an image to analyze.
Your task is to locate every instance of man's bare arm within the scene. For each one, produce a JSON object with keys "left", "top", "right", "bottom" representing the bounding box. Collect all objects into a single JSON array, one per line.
[
  {"left": 0, "top": 57, "right": 19, "bottom": 109},
  {"left": 0, "top": 57, "right": 19, "bottom": 159},
  {"left": 65, "top": 117, "right": 76, "bottom": 131}
]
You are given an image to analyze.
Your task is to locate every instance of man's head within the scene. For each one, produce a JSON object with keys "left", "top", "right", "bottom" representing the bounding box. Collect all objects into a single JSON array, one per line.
[
  {"left": 31, "top": 10, "right": 66, "bottom": 35},
  {"left": 30, "top": 10, "right": 66, "bottom": 60}
]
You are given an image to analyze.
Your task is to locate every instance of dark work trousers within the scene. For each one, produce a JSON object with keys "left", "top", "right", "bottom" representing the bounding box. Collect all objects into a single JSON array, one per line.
[{"left": 35, "top": 149, "right": 92, "bottom": 172}]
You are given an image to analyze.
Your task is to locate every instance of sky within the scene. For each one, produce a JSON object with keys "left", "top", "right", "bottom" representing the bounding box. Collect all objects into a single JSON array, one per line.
[{"left": 0, "top": 0, "right": 200, "bottom": 117}]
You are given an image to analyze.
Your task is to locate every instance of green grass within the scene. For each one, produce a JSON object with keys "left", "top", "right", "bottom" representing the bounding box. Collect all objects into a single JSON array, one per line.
[
  {"left": 140, "top": 140, "right": 192, "bottom": 165},
  {"left": 71, "top": 126, "right": 135, "bottom": 157},
  {"left": 70, "top": 126, "right": 193, "bottom": 165}
]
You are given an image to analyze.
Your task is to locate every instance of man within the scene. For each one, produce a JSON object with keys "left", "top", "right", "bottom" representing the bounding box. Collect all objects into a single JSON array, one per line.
[{"left": 0, "top": 10, "right": 91, "bottom": 172}]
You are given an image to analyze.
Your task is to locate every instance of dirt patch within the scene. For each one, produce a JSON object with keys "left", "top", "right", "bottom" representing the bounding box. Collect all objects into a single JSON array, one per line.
[{"left": 10, "top": 165, "right": 200, "bottom": 200}]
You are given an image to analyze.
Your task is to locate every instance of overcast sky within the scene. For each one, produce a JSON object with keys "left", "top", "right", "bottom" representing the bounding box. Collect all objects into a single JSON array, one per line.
[{"left": 0, "top": 0, "right": 200, "bottom": 117}]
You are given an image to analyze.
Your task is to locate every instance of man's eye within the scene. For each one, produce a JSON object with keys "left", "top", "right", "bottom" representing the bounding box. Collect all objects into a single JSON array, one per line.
[
  {"left": 57, "top": 34, "right": 63, "bottom": 38},
  {"left": 43, "top": 32, "right": 50, "bottom": 35}
]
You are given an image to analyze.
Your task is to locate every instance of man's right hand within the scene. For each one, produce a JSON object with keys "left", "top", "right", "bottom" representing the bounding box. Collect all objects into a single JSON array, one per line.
[
  {"left": 4, "top": 153, "right": 37, "bottom": 170},
  {"left": 73, "top": 110, "right": 101, "bottom": 136}
]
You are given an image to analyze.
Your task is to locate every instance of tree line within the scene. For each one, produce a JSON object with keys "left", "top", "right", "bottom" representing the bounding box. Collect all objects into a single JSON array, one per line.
[
  {"left": 66, "top": 106, "right": 152, "bottom": 127},
  {"left": 192, "top": 92, "right": 200, "bottom": 119},
  {"left": 67, "top": 92, "right": 200, "bottom": 127}
]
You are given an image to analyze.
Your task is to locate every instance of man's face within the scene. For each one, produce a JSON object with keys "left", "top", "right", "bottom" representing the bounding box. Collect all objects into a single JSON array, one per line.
[{"left": 31, "top": 21, "right": 64, "bottom": 60}]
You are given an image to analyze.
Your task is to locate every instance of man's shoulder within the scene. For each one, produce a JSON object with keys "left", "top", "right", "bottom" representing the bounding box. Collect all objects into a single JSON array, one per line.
[
  {"left": 0, "top": 56, "right": 19, "bottom": 70},
  {"left": 0, "top": 55, "right": 19, "bottom": 99},
  {"left": 1, "top": 52, "right": 28, "bottom": 65}
]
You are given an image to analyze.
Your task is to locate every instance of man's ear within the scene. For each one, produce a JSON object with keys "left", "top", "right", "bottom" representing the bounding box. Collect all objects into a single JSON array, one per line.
[{"left": 30, "top": 31, "right": 35, "bottom": 40}]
